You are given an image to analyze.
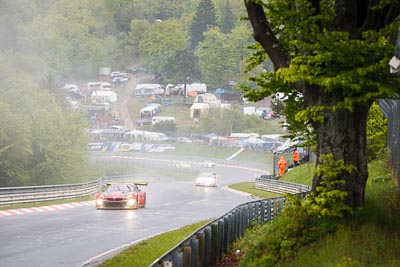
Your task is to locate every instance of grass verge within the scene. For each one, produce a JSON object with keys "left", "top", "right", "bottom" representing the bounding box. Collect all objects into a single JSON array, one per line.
[
  {"left": 229, "top": 182, "right": 281, "bottom": 199},
  {"left": 99, "top": 220, "right": 211, "bottom": 267}
]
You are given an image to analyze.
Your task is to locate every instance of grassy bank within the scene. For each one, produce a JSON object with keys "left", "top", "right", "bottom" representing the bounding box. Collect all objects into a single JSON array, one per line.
[{"left": 233, "top": 160, "right": 400, "bottom": 266}]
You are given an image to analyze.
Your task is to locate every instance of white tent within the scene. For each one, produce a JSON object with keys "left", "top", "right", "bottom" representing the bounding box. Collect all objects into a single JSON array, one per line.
[
  {"left": 190, "top": 103, "right": 210, "bottom": 118},
  {"left": 91, "top": 90, "right": 117, "bottom": 103}
]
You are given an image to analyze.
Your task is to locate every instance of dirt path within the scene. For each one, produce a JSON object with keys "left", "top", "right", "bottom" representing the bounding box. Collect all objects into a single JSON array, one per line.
[{"left": 118, "top": 76, "right": 142, "bottom": 130}]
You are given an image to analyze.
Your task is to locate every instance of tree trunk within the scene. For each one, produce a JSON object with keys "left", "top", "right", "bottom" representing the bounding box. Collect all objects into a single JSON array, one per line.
[{"left": 311, "top": 92, "right": 370, "bottom": 208}]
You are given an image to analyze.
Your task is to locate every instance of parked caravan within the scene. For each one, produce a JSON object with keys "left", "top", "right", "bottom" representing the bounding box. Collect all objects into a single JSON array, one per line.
[
  {"left": 140, "top": 105, "right": 159, "bottom": 118},
  {"left": 124, "top": 130, "right": 169, "bottom": 142},
  {"left": 135, "top": 84, "right": 164, "bottom": 96},
  {"left": 91, "top": 90, "right": 117, "bottom": 103},
  {"left": 151, "top": 116, "right": 175, "bottom": 125}
]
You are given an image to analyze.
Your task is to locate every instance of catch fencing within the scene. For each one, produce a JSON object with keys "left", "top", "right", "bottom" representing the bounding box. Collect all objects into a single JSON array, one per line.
[{"left": 379, "top": 99, "right": 400, "bottom": 184}]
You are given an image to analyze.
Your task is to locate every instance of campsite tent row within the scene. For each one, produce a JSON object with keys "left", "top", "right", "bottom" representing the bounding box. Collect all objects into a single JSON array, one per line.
[{"left": 135, "top": 84, "right": 164, "bottom": 96}]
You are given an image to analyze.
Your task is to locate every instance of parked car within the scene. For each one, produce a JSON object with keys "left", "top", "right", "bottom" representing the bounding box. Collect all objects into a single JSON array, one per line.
[
  {"left": 95, "top": 182, "right": 147, "bottom": 209},
  {"left": 177, "top": 137, "right": 192, "bottom": 143},
  {"left": 201, "top": 160, "right": 216, "bottom": 168},
  {"left": 195, "top": 173, "right": 218, "bottom": 187},
  {"left": 113, "top": 76, "right": 129, "bottom": 83}
]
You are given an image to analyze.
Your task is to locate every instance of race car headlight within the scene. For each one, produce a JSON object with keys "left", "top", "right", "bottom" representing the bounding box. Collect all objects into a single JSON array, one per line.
[
  {"left": 96, "top": 199, "right": 103, "bottom": 206},
  {"left": 127, "top": 199, "right": 136, "bottom": 206}
]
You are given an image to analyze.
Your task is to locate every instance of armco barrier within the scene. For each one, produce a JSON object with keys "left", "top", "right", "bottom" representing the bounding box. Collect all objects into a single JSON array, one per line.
[
  {"left": 255, "top": 175, "right": 311, "bottom": 194},
  {"left": 149, "top": 197, "right": 289, "bottom": 267},
  {"left": 0, "top": 179, "right": 102, "bottom": 206}
]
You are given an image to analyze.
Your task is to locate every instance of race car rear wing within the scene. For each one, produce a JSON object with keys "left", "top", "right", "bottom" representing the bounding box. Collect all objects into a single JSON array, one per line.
[{"left": 106, "top": 182, "right": 148, "bottom": 186}]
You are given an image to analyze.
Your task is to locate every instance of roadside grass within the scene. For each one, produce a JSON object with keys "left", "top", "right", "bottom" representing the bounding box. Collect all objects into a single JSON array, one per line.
[
  {"left": 233, "top": 159, "right": 400, "bottom": 266},
  {"left": 99, "top": 220, "right": 211, "bottom": 267},
  {"left": 280, "top": 162, "right": 315, "bottom": 186},
  {"left": 229, "top": 182, "right": 281, "bottom": 199}
]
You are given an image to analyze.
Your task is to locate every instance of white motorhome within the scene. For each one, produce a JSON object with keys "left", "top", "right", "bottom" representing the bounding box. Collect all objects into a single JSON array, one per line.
[
  {"left": 91, "top": 90, "right": 117, "bottom": 103},
  {"left": 151, "top": 116, "right": 175, "bottom": 125},
  {"left": 124, "top": 130, "right": 168, "bottom": 142},
  {"left": 140, "top": 105, "right": 159, "bottom": 118},
  {"left": 135, "top": 84, "right": 164, "bottom": 96}
]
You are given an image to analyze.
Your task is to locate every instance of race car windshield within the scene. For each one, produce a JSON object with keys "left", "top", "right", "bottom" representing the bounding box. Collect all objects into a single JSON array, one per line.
[{"left": 107, "top": 185, "right": 132, "bottom": 192}]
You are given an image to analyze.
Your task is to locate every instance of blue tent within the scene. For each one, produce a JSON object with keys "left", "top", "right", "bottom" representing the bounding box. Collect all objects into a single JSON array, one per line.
[{"left": 214, "top": 88, "right": 226, "bottom": 96}]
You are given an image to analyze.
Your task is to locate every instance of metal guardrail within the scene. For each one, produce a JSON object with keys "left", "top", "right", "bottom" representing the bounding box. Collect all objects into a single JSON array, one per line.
[
  {"left": 379, "top": 99, "right": 400, "bottom": 185},
  {"left": 149, "top": 177, "right": 311, "bottom": 267},
  {"left": 255, "top": 175, "right": 311, "bottom": 194},
  {"left": 149, "top": 197, "right": 287, "bottom": 267},
  {"left": 0, "top": 179, "right": 102, "bottom": 207}
]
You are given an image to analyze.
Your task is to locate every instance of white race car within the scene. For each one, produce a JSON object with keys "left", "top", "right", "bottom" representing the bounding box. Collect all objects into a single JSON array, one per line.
[
  {"left": 201, "top": 160, "right": 216, "bottom": 168},
  {"left": 195, "top": 173, "right": 218, "bottom": 187}
]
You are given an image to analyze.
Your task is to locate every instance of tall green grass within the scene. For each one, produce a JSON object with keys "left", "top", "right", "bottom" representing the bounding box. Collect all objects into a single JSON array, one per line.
[{"left": 234, "top": 160, "right": 400, "bottom": 266}]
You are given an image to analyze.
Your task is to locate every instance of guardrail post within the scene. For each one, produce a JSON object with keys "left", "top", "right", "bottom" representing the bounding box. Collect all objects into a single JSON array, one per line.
[
  {"left": 254, "top": 201, "right": 260, "bottom": 223},
  {"left": 204, "top": 226, "right": 211, "bottom": 267},
  {"left": 173, "top": 251, "right": 183, "bottom": 267},
  {"left": 211, "top": 223, "right": 218, "bottom": 265},
  {"left": 227, "top": 214, "right": 233, "bottom": 249},
  {"left": 190, "top": 238, "right": 199, "bottom": 267},
  {"left": 242, "top": 205, "right": 249, "bottom": 234},
  {"left": 217, "top": 220, "right": 224, "bottom": 259},
  {"left": 223, "top": 217, "right": 229, "bottom": 253},
  {"left": 266, "top": 199, "right": 272, "bottom": 222},
  {"left": 183, "top": 245, "right": 191, "bottom": 267},
  {"left": 197, "top": 231, "right": 205, "bottom": 266},
  {"left": 260, "top": 201, "right": 266, "bottom": 223}
]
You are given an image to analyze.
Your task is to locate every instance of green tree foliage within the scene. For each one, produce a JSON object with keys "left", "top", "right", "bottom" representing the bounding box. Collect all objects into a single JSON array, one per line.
[
  {"left": 189, "top": 0, "right": 218, "bottom": 50},
  {"left": 0, "top": 55, "right": 88, "bottom": 186},
  {"left": 127, "top": 19, "right": 151, "bottom": 57},
  {"left": 243, "top": 0, "right": 400, "bottom": 209},
  {"left": 195, "top": 25, "right": 253, "bottom": 88},
  {"left": 138, "top": 19, "right": 188, "bottom": 81},
  {"left": 367, "top": 102, "right": 387, "bottom": 162},
  {"left": 219, "top": 0, "right": 236, "bottom": 33},
  {"left": 0, "top": 101, "right": 32, "bottom": 186}
]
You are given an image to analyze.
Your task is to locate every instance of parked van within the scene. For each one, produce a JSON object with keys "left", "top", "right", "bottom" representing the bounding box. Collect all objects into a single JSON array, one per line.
[
  {"left": 140, "top": 105, "right": 159, "bottom": 118},
  {"left": 151, "top": 116, "right": 175, "bottom": 125}
]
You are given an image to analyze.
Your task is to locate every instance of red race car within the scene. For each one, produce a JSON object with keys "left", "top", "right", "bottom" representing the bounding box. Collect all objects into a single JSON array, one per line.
[{"left": 95, "top": 182, "right": 147, "bottom": 210}]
